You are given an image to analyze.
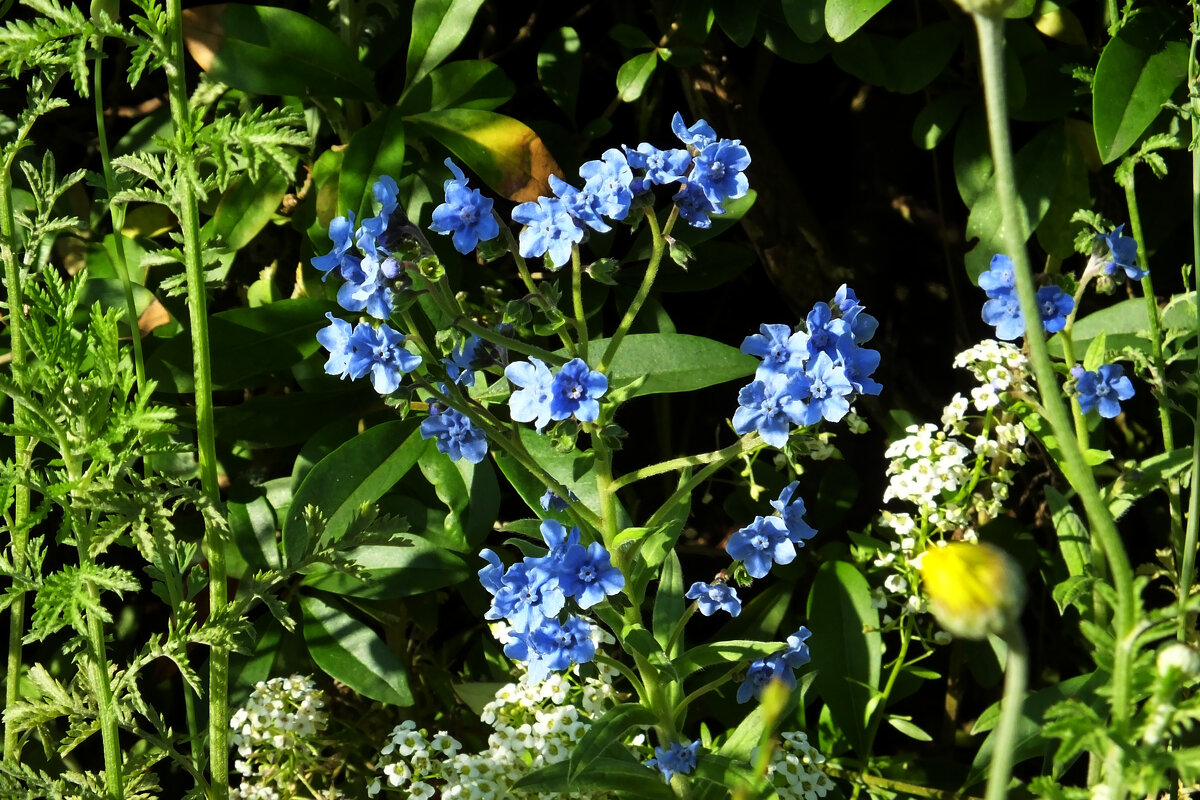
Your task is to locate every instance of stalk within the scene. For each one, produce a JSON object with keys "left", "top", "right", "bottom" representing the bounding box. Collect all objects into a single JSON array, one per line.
[
  {"left": 597, "top": 206, "right": 675, "bottom": 373},
  {"left": 971, "top": 13, "right": 1135, "bottom": 797},
  {"left": 163, "top": 1, "right": 228, "bottom": 796},
  {"left": 984, "top": 625, "right": 1028, "bottom": 800}
]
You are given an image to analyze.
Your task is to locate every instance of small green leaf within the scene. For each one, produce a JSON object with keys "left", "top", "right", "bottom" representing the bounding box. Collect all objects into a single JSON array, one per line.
[
  {"left": 1051, "top": 574, "right": 1094, "bottom": 614},
  {"left": 912, "top": 92, "right": 967, "bottom": 150},
  {"left": 300, "top": 595, "right": 412, "bottom": 706},
  {"left": 405, "top": 0, "right": 487, "bottom": 90},
  {"left": 782, "top": 0, "right": 825, "bottom": 43},
  {"left": 652, "top": 551, "right": 685, "bottom": 650},
  {"left": 825, "top": 0, "right": 891, "bottom": 42},
  {"left": 1044, "top": 486, "right": 1091, "bottom": 581},
  {"left": 339, "top": 108, "right": 406, "bottom": 225},
  {"left": 616, "top": 51, "right": 658, "bottom": 103},
  {"left": 538, "top": 28, "right": 582, "bottom": 119},
  {"left": 567, "top": 703, "right": 657, "bottom": 781},
  {"left": 888, "top": 717, "right": 933, "bottom": 742},
  {"left": 672, "top": 640, "right": 782, "bottom": 680},
  {"left": 1082, "top": 330, "right": 1107, "bottom": 372}
]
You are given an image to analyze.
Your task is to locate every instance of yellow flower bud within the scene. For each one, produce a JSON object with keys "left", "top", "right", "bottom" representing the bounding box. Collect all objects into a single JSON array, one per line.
[{"left": 917, "top": 542, "right": 1025, "bottom": 640}]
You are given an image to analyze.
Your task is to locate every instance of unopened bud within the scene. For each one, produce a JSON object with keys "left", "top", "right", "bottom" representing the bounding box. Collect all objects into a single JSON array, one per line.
[
  {"left": 917, "top": 542, "right": 1026, "bottom": 640},
  {"left": 1156, "top": 643, "right": 1200, "bottom": 679}
]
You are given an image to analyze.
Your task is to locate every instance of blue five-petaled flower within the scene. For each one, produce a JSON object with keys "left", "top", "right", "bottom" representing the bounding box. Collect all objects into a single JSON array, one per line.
[
  {"left": 429, "top": 158, "right": 501, "bottom": 254},
  {"left": 645, "top": 740, "right": 701, "bottom": 783},
  {"left": 1075, "top": 363, "right": 1135, "bottom": 418},
  {"left": 685, "top": 581, "right": 742, "bottom": 617}
]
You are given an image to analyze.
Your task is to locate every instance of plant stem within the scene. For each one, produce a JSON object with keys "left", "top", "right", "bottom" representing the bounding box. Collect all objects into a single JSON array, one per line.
[
  {"left": 496, "top": 213, "right": 576, "bottom": 357},
  {"left": 572, "top": 245, "right": 588, "bottom": 362},
  {"left": 862, "top": 614, "right": 912, "bottom": 755},
  {"left": 598, "top": 206, "right": 670, "bottom": 373},
  {"left": 972, "top": 13, "right": 1135, "bottom": 798},
  {"left": 611, "top": 436, "right": 764, "bottom": 492},
  {"left": 645, "top": 432, "right": 763, "bottom": 530},
  {"left": 164, "top": 1, "right": 228, "bottom": 796},
  {"left": 984, "top": 624, "right": 1028, "bottom": 800}
]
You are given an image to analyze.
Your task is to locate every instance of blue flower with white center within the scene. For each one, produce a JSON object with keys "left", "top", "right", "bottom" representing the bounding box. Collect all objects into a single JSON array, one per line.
[
  {"left": 1097, "top": 225, "right": 1144, "bottom": 280},
  {"left": 579, "top": 148, "right": 635, "bottom": 221},
  {"left": 685, "top": 581, "right": 742, "bottom": 617},
  {"left": 505, "top": 358, "right": 556, "bottom": 431},
  {"left": 782, "top": 626, "right": 812, "bottom": 669},
  {"left": 347, "top": 323, "right": 422, "bottom": 395},
  {"left": 558, "top": 542, "right": 625, "bottom": 609},
  {"left": 511, "top": 195, "right": 584, "bottom": 269},
  {"left": 671, "top": 112, "right": 718, "bottom": 149},
  {"left": 625, "top": 142, "right": 693, "bottom": 185},
  {"left": 429, "top": 159, "right": 500, "bottom": 254},
  {"left": 982, "top": 291, "right": 1025, "bottom": 341},
  {"left": 672, "top": 181, "right": 722, "bottom": 229},
  {"left": 523, "top": 615, "right": 596, "bottom": 682},
  {"left": 979, "top": 254, "right": 1016, "bottom": 297},
  {"left": 484, "top": 560, "right": 565, "bottom": 633},
  {"left": 733, "top": 372, "right": 808, "bottom": 447},
  {"left": 1076, "top": 363, "right": 1135, "bottom": 418},
  {"left": 419, "top": 405, "right": 488, "bottom": 464},
  {"left": 737, "top": 654, "right": 795, "bottom": 703},
  {"left": 645, "top": 740, "right": 700, "bottom": 783},
  {"left": 800, "top": 302, "right": 850, "bottom": 359},
  {"left": 741, "top": 323, "right": 806, "bottom": 380},
  {"left": 1037, "top": 285, "right": 1073, "bottom": 333},
  {"left": 549, "top": 174, "right": 609, "bottom": 233},
  {"left": 550, "top": 358, "right": 608, "bottom": 423},
  {"left": 316, "top": 313, "right": 353, "bottom": 379},
  {"left": 311, "top": 211, "right": 360, "bottom": 280},
  {"left": 726, "top": 515, "right": 795, "bottom": 579},
  {"left": 799, "top": 351, "right": 854, "bottom": 425},
  {"left": 770, "top": 482, "right": 818, "bottom": 546},
  {"left": 689, "top": 138, "right": 751, "bottom": 207},
  {"left": 337, "top": 254, "right": 394, "bottom": 320},
  {"left": 835, "top": 334, "right": 883, "bottom": 396}
]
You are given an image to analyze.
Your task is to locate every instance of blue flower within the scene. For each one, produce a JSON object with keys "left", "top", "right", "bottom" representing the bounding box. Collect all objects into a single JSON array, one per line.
[
  {"left": 770, "top": 482, "right": 818, "bottom": 546},
  {"left": 419, "top": 405, "right": 488, "bottom": 464},
  {"left": 835, "top": 334, "right": 883, "bottom": 396},
  {"left": 1036, "top": 285, "right": 1073, "bottom": 333},
  {"left": 550, "top": 358, "right": 608, "bottom": 423},
  {"left": 727, "top": 515, "right": 795, "bottom": 579},
  {"left": 781, "top": 626, "right": 812, "bottom": 669},
  {"left": 1076, "top": 363, "right": 1135, "bottom": 418},
  {"left": 672, "top": 181, "right": 722, "bottom": 229},
  {"left": 672, "top": 112, "right": 719, "bottom": 149},
  {"left": 336, "top": 253, "right": 394, "bottom": 319},
  {"left": 645, "top": 740, "right": 700, "bottom": 783},
  {"left": 981, "top": 292, "right": 1025, "bottom": 341},
  {"left": 833, "top": 284, "right": 879, "bottom": 343},
  {"left": 429, "top": 159, "right": 500, "bottom": 254},
  {"left": 511, "top": 196, "right": 584, "bottom": 269},
  {"left": 737, "top": 654, "right": 795, "bottom": 703},
  {"left": 316, "top": 312, "right": 353, "bottom": 378},
  {"left": 312, "top": 211, "right": 359, "bottom": 280},
  {"left": 550, "top": 175, "right": 609, "bottom": 233},
  {"left": 798, "top": 351, "right": 854, "bottom": 425},
  {"left": 539, "top": 518, "right": 581, "bottom": 560},
  {"left": 506, "top": 358, "right": 556, "bottom": 431},
  {"left": 625, "top": 143, "right": 692, "bottom": 186},
  {"left": 978, "top": 254, "right": 1016, "bottom": 297},
  {"left": 540, "top": 488, "right": 578, "bottom": 512},
  {"left": 800, "top": 302, "right": 850, "bottom": 359},
  {"left": 478, "top": 549, "right": 506, "bottom": 594},
  {"left": 347, "top": 323, "right": 422, "bottom": 395},
  {"left": 685, "top": 581, "right": 742, "bottom": 617},
  {"left": 558, "top": 542, "right": 625, "bottom": 609},
  {"left": 741, "top": 323, "right": 806, "bottom": 380},
  {"left": 1097, "top": 225, "right": 1144, "bottom": 280},
  {"left": 445, "top": 335, "right": 484, "bottom": 387},
  {"left": 523, "top": 615, "right": 597, "bottom": 682},
  {"left": 732, "top": 373, "right": 807, "bottom": 448},
  {"left": 689, "top": 139, "right": 751, "bottom": 207},
  {"left": 579, "top": 148, "right": 635, "bottom": 222},
  {"left": 484, "top": 560, "right": 565, "bottom": 633}
]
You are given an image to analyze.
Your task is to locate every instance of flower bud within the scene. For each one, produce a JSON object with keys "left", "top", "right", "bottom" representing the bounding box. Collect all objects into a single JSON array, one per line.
[
  {"left": 1156, "top": 643, "right": 1200, "bottom": 679},
  {"left": 917, "top": 542, "right": 1025, "bottom": 640}
]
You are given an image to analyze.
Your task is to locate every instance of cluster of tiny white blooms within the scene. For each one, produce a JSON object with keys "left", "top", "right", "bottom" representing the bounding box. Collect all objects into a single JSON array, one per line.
[
  {"left": 758, "top": 731, "right": 833, "bottom": 800},
  {"left": 951, "top": 340, "right": 1032, "bottom": 412},
  {"left": 368, "top": 663, "right": 622, "bottom": 799},
  {"left": 228, "top": 675, "right": 331, "bottom": 800}
]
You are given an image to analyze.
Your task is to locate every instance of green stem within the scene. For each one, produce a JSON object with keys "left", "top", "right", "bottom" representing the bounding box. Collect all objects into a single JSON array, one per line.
[
  {"left": 984, "top": 625, "right": 1028, "bottom": 800},
  {"left": 611, "top": 435, "right": 764, "bottom": 493},
  {"left": 164, "top": 1, "right": 227, "bottom": 796},
  {"left": 450, "top": 316, "right": 567, "bottom": 366},
  {"left": 572, "top": 245, "right": 587, "bottom": 362},
  {"left": 496, "top": 213, "right": 576, "bottom": 357},
  {"left": 598, "top": 206, "right": 670, "bottom": 373},
  {"left": 863, "top": 614, "right": 912, "bottom": 754},
  {"left": 972, "top": 14, "right": 1134, "bottom": 797},
  {"left": 644, "top": 433, "right": 764, "bottom": 530}
]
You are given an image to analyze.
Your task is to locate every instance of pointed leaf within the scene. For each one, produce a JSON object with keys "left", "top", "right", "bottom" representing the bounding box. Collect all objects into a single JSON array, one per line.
[
  {"left": 300, "top": 594, "right": 412, "bottom": 706},
  {"left": 538, "top": 27, "right": 583, "bottom": 119},
  {"left": 652, "top": 550, "right": 685, "bottom": 650},
  {"left": 567, "top": 703, "right": 657, "bottom": 781},
  {"left": 825, "top": 0, "right": 891, "bottom": 42},
  {"left": 405, "top": 0, "right": 487, "bottom": 90},
  {"left": 339, "top": 108, "right": 407, "bottom": 225}
]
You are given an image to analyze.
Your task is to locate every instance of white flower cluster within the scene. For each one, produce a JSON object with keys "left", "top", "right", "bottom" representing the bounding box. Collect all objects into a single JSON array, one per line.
[
  {"left": 759, "top": 731, "right": 833, "bottom": 800},
  {"left": 229, "top": 674, "right": 336, "bottom": 800},
  {"left": 368, "top": 665, "right": 622, "bottom": 799}
]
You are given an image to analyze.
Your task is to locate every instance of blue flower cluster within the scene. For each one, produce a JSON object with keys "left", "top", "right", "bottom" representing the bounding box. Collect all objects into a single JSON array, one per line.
[
  {"left": 645, "top": 740, "right": 700, "bottom": 783},
  {"left": 1096, "top": 225, "right": 1145, "bottom": 281},
  {"left": 737, "top": 627, "right": 812, "bottom": 704},
  {"left": 505, "top": 357, "right": 608, "bottom": 432},
  {"left": 979, "top": 255, "right": 1073, "bottom": 341},
  {"left": 312, "top": 176, "right": 404, "bottom": 320},
  {"left": 510, "top": 112, "right": 751, "bottom": 268},
  {"left": 1073, "top": 363, "right": 1135, "bottom": 418},
  {"left": 726, "top": 481, "right": 818, "bottom": 579},
  {"left": 478, "top": 520, "right": 625, "bottom": 680},
  {"left": 428, "top": 159, "right": 501, "bottom": 254},
  {"left": 419, "top": 401, "right": 488, "bottom": 464},
  {"left": 734, "top": 285, "right": 881, "bottom": 448},
  {"left": 316, "top": 312, "right": 422, "bottom": 395}
]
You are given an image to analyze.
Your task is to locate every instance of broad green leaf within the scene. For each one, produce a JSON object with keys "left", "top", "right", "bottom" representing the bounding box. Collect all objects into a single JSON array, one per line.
[
  {"left": 418, "top": 446, "right": 501, "bottom": 552},
  {"left": 300, "top": 594, "right": 412, "bottom": 706},
  {"left": 214, "top": 391, "right": 375, "bottom": 449},
  {"left": 397, "top": 60, "right": 515, "bottom": 114},
  {"left": 1035, "top": 124, "right": 1089, "bottom": 258},
  {"left": 454, "top": 682, "right": 507, "bottom": 716},
  {"left": 616, "top": 51, "right": 658, "bottom": 103},
  {"left": 1093, "top": 11, "right": 1188, "bottom": 164},
  {"left": 182, "top": 5, "right": 375, "bottom": 100},
  {"left": 714, "top": 0, "right": 765, "bottom": 47},
  {"left": 672, "top": 640, "right": 782, "bottom": 680},
  {"left": 311, "top": 147, "right": 345, "bottom": 233},
  {"left": 406, "top": 108, "right": 560, "bottom": 202},
  {"left": 78, "top": 277, "right": 171, "bottom": 337},
  {"left": 825, "top": 0, "right": 890, "bottom": 42},
  {"left": 887, "top": 21, "right": 962, "bottom": 94},
  {"left": 538, "top": 28, "right": 583, "bottom": 119},
  {"left": 1047, "top": 297, "right": 1149, "bottom": 359},
  {"left": 146, "top": 298, "right": 335, "bottom": 392},
  {"left": 282, "top": 419, "right": 426, "bottom": 566},
  {"left": 513, "top": 756, "right": 675, "bottom": 799},
  {"left": 567, "top": 703, "right": 656, "bottom": 781},
  {"left": 912, "top": 92, "right": 967, "bottom": 150},
  {"left": 493, "top": 427, "right": 604, "bottom": 520},
  {"left": 585, "top": 333, "right": 756, "bottom": 398},
  {"left": 228, "top": 484, "right": 281, "bottom": 574},
  {"left": 301, "top": 542, "right": 469, "bottom": 598},
  {"left": 806, "top": 560, "right": 880, "bottom": 756},
  {"left": 652, "top": 551, "right": 685, "bottom": 651},
  {"left": 782, "top": 0, "right": 825, "bottom": 43},
  {"left": 1044, "top": 486, "right": 1091, "bottom": 581},
  {"left": 405, "top": 0, "right": 487, "bottom": 90},
  {"left": 340, "top": 108, "right": 407, "bottom": 226},
  {"left": 211, "top": 168, "right": 289, "bottom": 251}
]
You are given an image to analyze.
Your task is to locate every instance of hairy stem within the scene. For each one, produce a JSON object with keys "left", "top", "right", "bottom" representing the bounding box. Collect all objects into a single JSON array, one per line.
[{"left": 984, "top": 625, "right": 1028, "bottom": 800}]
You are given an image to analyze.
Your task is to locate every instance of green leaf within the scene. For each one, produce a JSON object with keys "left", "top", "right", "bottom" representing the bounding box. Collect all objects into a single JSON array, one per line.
[
  {"left": 282, "top": 419, "right": 426, "bottom": 566},
  {"left": 693, "top": 753, "right": 774, "bottom": 799},
  {"left": 493, "top": 427, "right": 611, "bottom": 522},
  {"left": 397, "top": 60, "right": 515, "bottom": 114},
  {"left": 1044, "top": 486, "right": 1091, "bottom": 581},
  {"left": 806, "top": 560, "right": 881, "bottom": 756},
  {"left": 585, "top": 333, "right": 756, "bottom": 398},
  {"left": 1092, "top": 11, "right": 1188, "bottom": 164},
  {"left": 1051, "top": 574, "right": 1094, "bottom": 614},
  {"left": 1047, "top": 297, "right": 1150, "bottom": 360},
  {"left": 211, "top": 168, "right": 289, "bottom": 251},
  {"left": 300, "top": 542, "right": 470, "bottom": 598},
  {"left": 405, "top": 0, "right": 487, "bottom": 90},
  {"left": 300, "top": 594, "right": 412, "bottom": 706},
  {"left": 887, "top": 21, "right": 962, "bottom": 94},
  {"left": 418, "top": 446, "right": 501, "bottom": 552},
  {"left": 616, "top": 51, "right": 658, "bottom": 103},
  {"left": 406, "top": 108, "right": 560, "bottom": 202},
  {"left": 825, "top": 0, "right": 891, "bottom": 42},
  {"left": 714, "top": 0, "right": 764, "bottom": 47},
  {"left": 1035, "top": 123, "right": 1090, "bottom": 259},
  {"left": 782, "top": 0, "right": 825, "bottom": 43},
  {"left": 888, "top": 716, "right": 933, "bottom": 742},
  {"left": 339, "top": 108, "right": 407, "bottom": 225},
  {"left": 567, "top": 703, "right": 656, "bottom": 781},
  {"left": 182, "top": 4, "right": 375, "bottom": 100},
  {"left": 1082, "top": 330, "right": 1107, "bottom": 372},
  {"left": 652, "top": 551, "right": 685, "bottom": 651},
  {"left": 912, "top": 92, "right": 967, "bottom": 150},
  {"left": 514, "top": 756, "right": 675, "bottom": 799},
  {"left": 538, "top": 28, "right": 583, "bottom": 119},
  {"left": 672, "top": 640, "right": 782, "bottom": 680}
]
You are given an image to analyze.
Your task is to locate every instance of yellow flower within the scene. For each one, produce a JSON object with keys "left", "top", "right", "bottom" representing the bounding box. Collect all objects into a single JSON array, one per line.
[{"left": 917, "top": 542, "right": 1025, "bottom": 640}]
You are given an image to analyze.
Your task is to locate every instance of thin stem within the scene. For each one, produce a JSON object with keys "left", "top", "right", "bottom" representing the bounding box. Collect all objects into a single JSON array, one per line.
[
  {"left": 645, "top": 432, "right": 764, "bottom": 530},
  {"left": 572, "top": 245, "right": 588, "bottom": 362},
  {"left": 863, "top": 614, "right": 912, "bottom": 754},
  {"left": 984, "top": 625, "right": 1028, "bottom": 800},
  {"left": 972, "top": 15, "right": 1134, "bottom": 798},
  {"left": 496, "top": 213, "right": 576, "bottom": 357},
  {"left": 611, "top": 436, "right": 764, "bottom": 492},
  {"left": 598, "top": 206, "right": 669, "bottom": 373},
  {"left": 164, "top": 1, "right": 227, "bottom": 796}
]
